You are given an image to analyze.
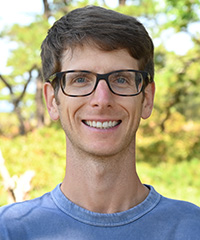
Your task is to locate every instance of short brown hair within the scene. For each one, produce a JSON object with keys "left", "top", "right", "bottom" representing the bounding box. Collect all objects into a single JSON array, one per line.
[{"left": 41, "top": 5, "right": 154, "bottom": 84}]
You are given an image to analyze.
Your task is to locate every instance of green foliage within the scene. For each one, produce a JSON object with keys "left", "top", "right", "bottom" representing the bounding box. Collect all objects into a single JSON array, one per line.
[
  {"left": 137, "top": 113, "right": 200, "bottom": 164},
  {"left": 6, "top": 17, "right": 50, "bottom": 75},
  {"left": 137, "top": 159, "right": 200, "bottom": 205},
  {"left": 0, "top": 123, "right": 66, "bottom": 206},
  {"left": 164, "top": 0, "right": 200, "bottom": 30},
  {"left": 115, "top": 0, "right": 160, "bottom": 17}
]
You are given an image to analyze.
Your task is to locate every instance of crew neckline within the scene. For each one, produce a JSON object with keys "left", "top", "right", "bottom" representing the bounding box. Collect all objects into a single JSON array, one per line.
[{"left": 51, "top": 184, "right": 161, "bottom": 227}]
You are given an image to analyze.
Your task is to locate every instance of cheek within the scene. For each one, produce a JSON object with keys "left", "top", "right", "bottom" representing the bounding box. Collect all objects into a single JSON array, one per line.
[
  {"left": 58, "top": 99, "right": 85, "bottom": 126},
  {"left": 130, "top": 106, "right": 142, "bottom": 126},
  {"left": 124, "top": 99, "right": 143, "bottom": 129},
  {"left": 122, "top": 96, "right": 143, "bottom": 117}
]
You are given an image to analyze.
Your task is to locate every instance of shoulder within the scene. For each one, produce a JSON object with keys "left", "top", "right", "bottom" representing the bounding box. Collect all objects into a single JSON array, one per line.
[
  {"left": 0, "top": 191, "right": 56, "bottom": 239},
  {"left": 159, "top": 195, "right": 200, "bottom": 215},
  {"left": 148, "top": 186, "right": 200, "bottom": 238},
  {"left": 148, "top": 185, "right": 200, "bottom": 217},
  {"left": 0, "top": 191, "right": 53, "bottom": 222},
  {"left": 148, "top": 185, "right": 200, "bottom": 223},
  {"left": 159, "top": 195, "right": 200, "bottom": 233}
]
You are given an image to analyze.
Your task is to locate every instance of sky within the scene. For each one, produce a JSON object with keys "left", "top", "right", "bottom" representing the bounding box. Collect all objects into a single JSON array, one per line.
[{"left": 0, "top": 0, "right": 43, "bottom": 74}]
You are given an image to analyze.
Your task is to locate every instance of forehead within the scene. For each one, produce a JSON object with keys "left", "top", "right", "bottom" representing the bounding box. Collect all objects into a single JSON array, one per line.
[{"left": 61, "top": 44, "right": 139, "bottom": 73}]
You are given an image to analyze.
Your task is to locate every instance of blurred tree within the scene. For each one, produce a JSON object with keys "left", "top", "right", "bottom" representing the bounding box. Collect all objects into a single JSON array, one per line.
[
  {"left": 119, "top": 0, "right": 126, "bottom": 5},
  {"left": 0, "top": 73, "right": 32, "bottom": 135},
  {"left": 156, "top": 0, "right": 200, "bottom": 128},
  {"left": 0, "top": 18, "right": 49, "bottom": 133},
  {"left": 43, "top": 0, "right": 52, "bottom": 18}
]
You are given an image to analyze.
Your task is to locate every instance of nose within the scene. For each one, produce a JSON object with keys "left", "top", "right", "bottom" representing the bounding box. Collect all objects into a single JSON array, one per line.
[{"left": 89, "top": 79, "right": 114, "bottom": 108}]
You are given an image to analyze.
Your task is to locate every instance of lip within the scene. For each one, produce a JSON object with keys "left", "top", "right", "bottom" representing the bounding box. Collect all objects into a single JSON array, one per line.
[{"left": 82, "top": 119, "right": 122, "bottom": 130}]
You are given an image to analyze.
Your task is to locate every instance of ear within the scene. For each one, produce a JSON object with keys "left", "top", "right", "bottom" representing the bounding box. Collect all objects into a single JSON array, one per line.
[
  {"left": 43, "top": 82, "right": 60, "bottom": 121},
  {"left": 141, "top": 82, "right": 155, "bottom": 119}
]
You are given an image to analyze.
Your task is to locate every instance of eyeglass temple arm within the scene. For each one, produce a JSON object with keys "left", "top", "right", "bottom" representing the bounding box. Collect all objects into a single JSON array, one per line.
[
  {"left": 47, "top": 73, "right": 57, "bottom": 83},
  {"left": 146, "top": 73, "right": 153, "bottom": 83}
]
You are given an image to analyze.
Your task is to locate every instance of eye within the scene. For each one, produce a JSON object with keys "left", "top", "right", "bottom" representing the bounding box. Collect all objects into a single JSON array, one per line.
[
  {"left": 67, "top": 73, "right": 94, "bottom": 87},
  {"left": 113, "top": 76, "right": 131, "bottom": 86},
  {"left": 69, "top": 74, "right": 91, "bottom": 85},
  {"left": 74, "top": 77, "right": 87, "bottom": 83},
  {"left": 115, "top": 77, "right": 127, "bottom": 84},
  {"left": 110, "top": 72, "right": 132, "bottom": 86}
]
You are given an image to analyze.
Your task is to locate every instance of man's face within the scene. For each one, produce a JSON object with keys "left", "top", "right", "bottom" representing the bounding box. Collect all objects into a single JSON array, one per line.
[{"left": 44, "top": 45, "right": 154, "bottom": 157}]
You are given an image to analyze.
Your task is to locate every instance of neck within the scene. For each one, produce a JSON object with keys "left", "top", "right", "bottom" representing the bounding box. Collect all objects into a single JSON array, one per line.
[{"left": 61, "top": 141, "right": 149, "bottom": 214}]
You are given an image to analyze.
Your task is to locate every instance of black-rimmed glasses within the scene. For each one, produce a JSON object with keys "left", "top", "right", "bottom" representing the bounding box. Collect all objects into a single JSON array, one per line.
[{"left": 48, "top": 69, "right": 153, "bottom": 97}]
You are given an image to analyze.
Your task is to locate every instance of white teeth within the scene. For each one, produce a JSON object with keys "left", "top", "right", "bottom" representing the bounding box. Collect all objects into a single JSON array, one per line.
[
  {"left": 97, "top": 121, "right": 102, "bottom": 128},
  {"left": 85, "top": 120, "right": 119, "bottom": 129}
]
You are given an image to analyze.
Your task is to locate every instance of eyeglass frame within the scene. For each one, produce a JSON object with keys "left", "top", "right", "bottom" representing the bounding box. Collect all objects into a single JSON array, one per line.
[{"left": 47, "top": 69, "right": 153, "bottom": 97}]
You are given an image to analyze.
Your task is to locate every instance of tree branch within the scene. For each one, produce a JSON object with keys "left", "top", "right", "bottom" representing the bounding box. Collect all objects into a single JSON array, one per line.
[
  {"left": 42, "top": 0, "right": 51, "bottom": 18},
  {"left": 160, "top": 57, "right": 199, "bottom": 132},
  {"left": 119, "top": 0, "right": 126, "bottom": 6},
  {"left": 0, "top": 74, "right": 13, "bottom": 95},
  {"left": 15, "top": 66, "right": 35, "bottom": 106}
]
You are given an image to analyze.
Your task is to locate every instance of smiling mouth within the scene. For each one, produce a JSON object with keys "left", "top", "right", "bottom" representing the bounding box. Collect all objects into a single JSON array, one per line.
[{"left": 83, "top": 120, "right": 121, "bottom": 129}]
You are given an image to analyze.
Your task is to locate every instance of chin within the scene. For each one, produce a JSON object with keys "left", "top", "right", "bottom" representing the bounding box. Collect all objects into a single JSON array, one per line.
[{"left": 84, "top": 146, "right": 123, "bottom": 159}]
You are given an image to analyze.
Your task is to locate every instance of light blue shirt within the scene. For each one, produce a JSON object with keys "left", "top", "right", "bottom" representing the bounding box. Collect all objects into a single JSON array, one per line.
[{"left": 0, "top": 184, "right": 200, "bottom": 239}]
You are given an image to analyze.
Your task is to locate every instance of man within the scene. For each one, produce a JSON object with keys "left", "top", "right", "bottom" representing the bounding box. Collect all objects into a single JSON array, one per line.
[{"left": 0, "top": 6, "right": 200, "bottom": 240}]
